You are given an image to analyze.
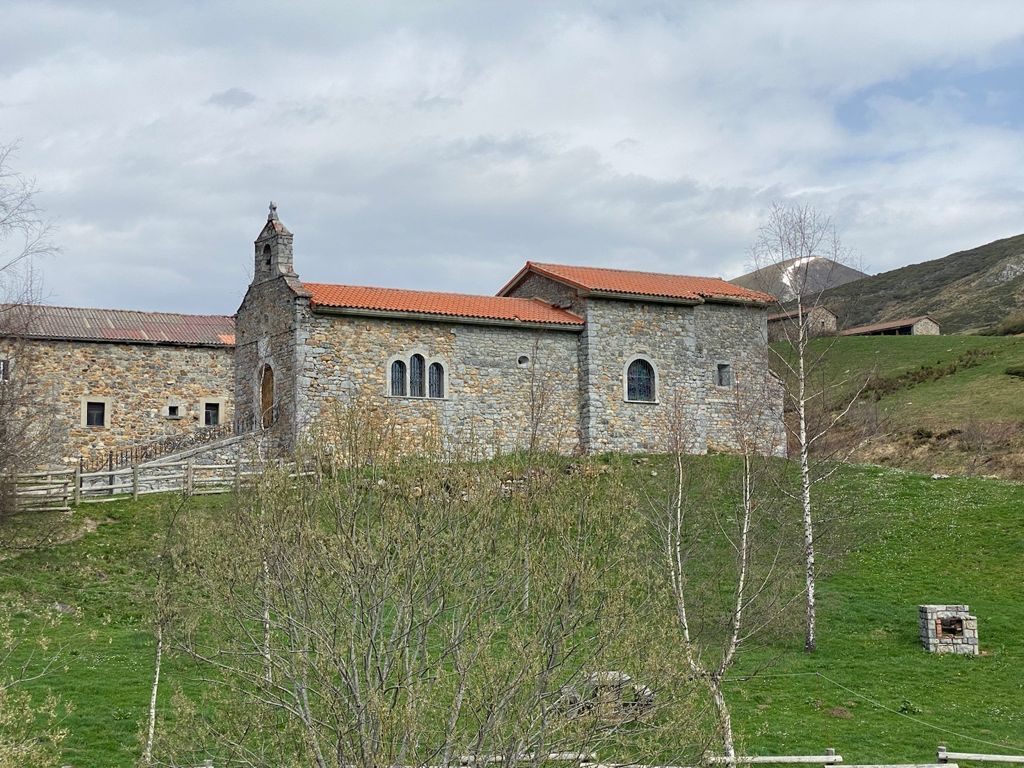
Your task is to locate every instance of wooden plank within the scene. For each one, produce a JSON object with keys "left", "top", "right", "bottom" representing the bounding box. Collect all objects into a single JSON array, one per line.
[
  {"left": 940, "top": 752, "right": 1024, "bottom": 764},
  {"left": 14, "top": 468, "right": 76, "bottom": 478},
  {"left": 708, "top": 758, "right": 843, "bottom": 765},
  {"left": 80, "top": 468, "right": 135, "bottom": 479}
]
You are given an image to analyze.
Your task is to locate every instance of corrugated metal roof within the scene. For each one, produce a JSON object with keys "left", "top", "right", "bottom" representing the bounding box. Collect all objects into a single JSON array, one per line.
[
  {"left": 304, "top": 283, "right": 584, "bottom": 326},
  {"left": 499, "top": 262, "right": 775, "bottom": 304},
  {"left": 2, "top": 304, "right": 235, "bottom": 346},
  {"left": 840, "top": 316, "right": 936, "bottom": 336}
]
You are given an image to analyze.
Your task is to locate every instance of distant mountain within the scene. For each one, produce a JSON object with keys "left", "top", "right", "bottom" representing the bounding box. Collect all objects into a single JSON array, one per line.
[
  {"left": 820, "top": 233, "right": 1024, "bottom": 335},
  {"left": 731, "top": 256, "right": 868, "bottom": 301}
]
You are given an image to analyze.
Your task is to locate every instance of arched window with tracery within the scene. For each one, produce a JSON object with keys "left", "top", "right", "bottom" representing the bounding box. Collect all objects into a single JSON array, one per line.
[
  {"left": 626, "top": 358, "right": 656, "bottom": 402},
  {"left": 390, "top": 360, "right": 407, "bottom": 396},
  {"left": 428, "top": 362, "right": 445, "bottom": 399},
  {"left": 410, "top": 354, "right": 426, "bottom": 397}
]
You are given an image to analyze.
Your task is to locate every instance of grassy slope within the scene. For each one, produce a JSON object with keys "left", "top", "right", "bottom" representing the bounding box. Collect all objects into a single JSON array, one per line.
[
  {"left": 821, "top": 232, "right": 1024, "bottom": 334},
  {"left": 1, "top": 495, "right": 225, "bottom": 767},
  {"left": 783, "top": 335, "right": 1024, "bottom": 428},
  {"left": 731, "top": 467, "right": 1024, "bottom": 759},
  {"left": 2, "top": 460, "right": 1023, "bottom": 766}
]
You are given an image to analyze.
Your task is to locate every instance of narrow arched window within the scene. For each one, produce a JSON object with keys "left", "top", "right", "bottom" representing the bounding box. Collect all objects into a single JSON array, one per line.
[
  {"left": 390, "top": 360, "right": 407, "bottom": 396},
  {"left": 626, "top": 358, "right": 655, "bottom": 402},
  {"left": 410, "top": 354, "right": 426, "bottom": 397},
  {"left": 428, "top": 362, "right": 445, "bottom": 399}
]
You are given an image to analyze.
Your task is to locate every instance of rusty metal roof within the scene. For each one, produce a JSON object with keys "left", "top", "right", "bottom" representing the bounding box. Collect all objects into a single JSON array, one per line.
[
  {"left": 1, "top": 304, "right": 235, "bottom": 347},
  {"left": 840, "top": 316, "right": 937, "bottom": 336}
]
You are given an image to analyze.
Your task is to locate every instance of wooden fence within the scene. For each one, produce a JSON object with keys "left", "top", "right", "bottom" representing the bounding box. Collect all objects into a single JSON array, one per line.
[
  {"left": 175, "top": 748, "right": 1024, "bottom": 768},
  {"left": 10, "top": 458, "right": 311, "bottom": 513}
]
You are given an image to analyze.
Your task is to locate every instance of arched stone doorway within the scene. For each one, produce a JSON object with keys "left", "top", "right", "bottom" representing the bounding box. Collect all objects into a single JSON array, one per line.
[{"left": 260, "top": 364, "right": 275, "bottom": 428}]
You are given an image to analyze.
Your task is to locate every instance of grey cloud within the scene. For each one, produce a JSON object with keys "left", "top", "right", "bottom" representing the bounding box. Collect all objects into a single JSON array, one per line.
[{"left": 207, "top": 88, "right": 257, "bottom": 110}]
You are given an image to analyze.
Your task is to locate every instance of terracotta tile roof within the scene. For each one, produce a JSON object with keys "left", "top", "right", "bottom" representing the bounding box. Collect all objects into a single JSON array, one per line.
[
  {"left": 499, "top": 262, "right": 774, "bottom": 304},
  {"left": 2, "top": 304, "right": 235, "bottom": 346},
  {"left": 304, "top": 283, "right": 584, "bottom": 326},
  {"left": 840, "top": 316, "right": 937, "bottom": 336}
]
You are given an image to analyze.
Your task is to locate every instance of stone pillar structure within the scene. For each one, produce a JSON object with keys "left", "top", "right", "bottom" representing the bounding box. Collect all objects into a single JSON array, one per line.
[{"left": 918, "top": 604, "right": 979, "bottom": 655}]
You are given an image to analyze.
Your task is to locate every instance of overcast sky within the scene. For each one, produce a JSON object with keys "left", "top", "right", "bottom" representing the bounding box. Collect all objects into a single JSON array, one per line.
[{"left": 3, "top": 1, "right": 1024, "bottom": 315}]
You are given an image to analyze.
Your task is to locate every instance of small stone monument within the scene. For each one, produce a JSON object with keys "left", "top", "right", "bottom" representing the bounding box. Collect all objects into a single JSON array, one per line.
[{"left": 919, "top": 604, "right": 978, "bottom": 655}]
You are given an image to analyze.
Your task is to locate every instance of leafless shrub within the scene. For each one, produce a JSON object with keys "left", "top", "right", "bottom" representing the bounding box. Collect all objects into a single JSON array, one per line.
[{"left": 155, "top": 401, "right": 703, "bottom": 768}]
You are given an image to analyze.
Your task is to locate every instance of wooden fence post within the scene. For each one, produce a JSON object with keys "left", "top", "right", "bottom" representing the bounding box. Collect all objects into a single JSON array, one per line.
[
  {"left": 107, "top": 450, "right": 114, "bottom": 496},
  {"left": 74, "top": 459, "right": 82, "bottom": 506},
  {"left": 133, "top": 465, "right": 140, "bottom": 500},
  {"left": 234, "top": 455, "right": 241, "bottom": 493},
  {"left": 938, "top": 747, "right": 948, "bottom": 764}
]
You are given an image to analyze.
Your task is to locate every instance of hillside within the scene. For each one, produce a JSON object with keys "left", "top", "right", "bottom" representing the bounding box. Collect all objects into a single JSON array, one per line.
[
  {"left": 774, "top": 335, "right": 1024, "bottom": 478},
  {"left": 821, "top": 233, "right": 1024, "bottom": 334},
  {"left": 2, "top": 459, "right": 1023, "bottom": 765},
  {"left": 731, "top": 256, "right": 868, "bottom": 301}
]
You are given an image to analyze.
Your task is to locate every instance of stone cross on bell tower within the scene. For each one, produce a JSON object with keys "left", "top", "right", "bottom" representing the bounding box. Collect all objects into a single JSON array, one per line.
[{"left": 254, "top": 201, "right": 295, "bottom": 283}]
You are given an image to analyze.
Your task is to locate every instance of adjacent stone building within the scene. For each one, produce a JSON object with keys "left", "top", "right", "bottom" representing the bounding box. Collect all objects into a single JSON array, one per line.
[
  {"left": 767, "top": 306, "right": 839, "bottom": 342},
  {"left": 3, "top": 206, "right": 787, "bottom": 465},
  {"left": 234, "top": 207, "right": 786, "bottom": 457},
  {"left": 841, "top": 315, "right": 941, "bottom": 336},
  {"left": 0, "top": 305, "right": 234, "bottom": 465}
]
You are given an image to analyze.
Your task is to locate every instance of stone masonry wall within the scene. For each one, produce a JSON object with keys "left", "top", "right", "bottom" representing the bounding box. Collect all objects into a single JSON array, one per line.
[
  {"left": 767, "top": 307, "right": 838, "bottom": 342},
  {"left": 296, "top": 312, "right": 582, "bottom": 457},
  {"left": 581, "top": 297, "right": 783, "bottom": 455},
  {"left": 919, "top": 604, "right": 979, "bottom": 655},
  {"left": 510, "top": 272, "right": 588, "bottom": 317},
  {"left": 913, "top": 318, "right": 941, "bottom": 335},
  {"left": 0, "top": 337, "right": 233, "bottom": 466},
  {"left": 234, "top": 275, "right": 307, "bottom": 450},
  {"left": 504, "top": 274, "right": 784, "bottom": 456}
]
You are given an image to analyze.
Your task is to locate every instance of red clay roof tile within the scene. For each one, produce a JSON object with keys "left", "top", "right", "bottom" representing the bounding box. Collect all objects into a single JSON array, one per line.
[
  {"left": 500, "top": 262, "right": 774, "bottom": 304},
  {"left": 304, "top": 283, "right": 584, "bottom": 326}
]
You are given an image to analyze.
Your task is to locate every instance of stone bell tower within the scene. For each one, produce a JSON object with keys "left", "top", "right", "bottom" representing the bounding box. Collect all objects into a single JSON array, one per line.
[{"left": 253, "top": 201, "right": 295, "bottom": 283}]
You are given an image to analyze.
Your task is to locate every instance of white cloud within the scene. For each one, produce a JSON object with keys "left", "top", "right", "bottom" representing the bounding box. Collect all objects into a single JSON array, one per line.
[{"left": 1, "top": 0, "right": 1023, "bottom": 312}]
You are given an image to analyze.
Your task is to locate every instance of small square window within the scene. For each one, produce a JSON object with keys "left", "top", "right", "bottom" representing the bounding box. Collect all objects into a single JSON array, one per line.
[
  {"left": 86, "top": 401, "right": 106, "bottom": 427},
  {"left": 204, "top": 402, "right": 220, "bottom": 427},
  {"left": 716, "top": 363, "right": 733, "bottom": 388},
  {"left": 167, "top": 405, "right": 180, "bottom": 418},
  {"left": 0, "top": 359, "right": 10, "bottom": 382}
]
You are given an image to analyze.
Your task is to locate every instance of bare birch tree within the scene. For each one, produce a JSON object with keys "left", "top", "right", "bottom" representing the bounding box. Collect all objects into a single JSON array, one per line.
[
  {"left": 0, "top": 142, "right": 59, "bottom": 504},
  {"left": 750, "top": 202, "right": 869, "bottom": 653},
  {"left": 656, "top": 374, "right": 797, "bottom": 765}
]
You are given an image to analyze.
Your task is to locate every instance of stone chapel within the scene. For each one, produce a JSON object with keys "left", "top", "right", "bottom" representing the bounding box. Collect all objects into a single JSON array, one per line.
[{"left": 234, "top": 205, "right": 785, "bottom": 457}]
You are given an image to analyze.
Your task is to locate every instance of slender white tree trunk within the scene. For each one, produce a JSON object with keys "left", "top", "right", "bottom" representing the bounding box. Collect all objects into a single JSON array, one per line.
[
  {"left": 143, "top": 623, "right": 163, "bottom": 766},
  {"left": 709, "top": 677, "right": 736, "bottom": 766},
  {"left": 796, "top": 309, "right": 817, "bottom": 653}
]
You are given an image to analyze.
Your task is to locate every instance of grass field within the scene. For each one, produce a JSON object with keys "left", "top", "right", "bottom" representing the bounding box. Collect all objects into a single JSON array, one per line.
[
  {"left": 773, "top": 335, "right": 1024, "bottom": 477},
  {"left": 803, "top": 335, "right": 1024, "bottom": 426},
  {"left": 776, "top": 334, "right": 1024, "bottom": 425},
  {"left": 2, "top": 456, "right": 1023, "bottom": 767}
]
